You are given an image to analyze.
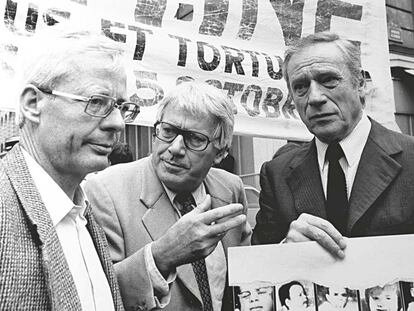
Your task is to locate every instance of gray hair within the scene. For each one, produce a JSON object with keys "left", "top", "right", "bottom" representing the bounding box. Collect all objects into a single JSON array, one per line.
[
  {"left": 15, "top": 25, "right": 125, "bottom": 127},
  {"left": 156, "top": 81, "right": 235, "bottom": 151},
  {"left": 283, "top": 32, "right": 365, "bottom": 104}
]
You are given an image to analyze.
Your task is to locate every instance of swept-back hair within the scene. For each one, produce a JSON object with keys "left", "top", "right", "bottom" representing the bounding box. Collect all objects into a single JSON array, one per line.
[
  {"left": 283, "top": 32, "right": 365, "bottom": 104},
  {"left": 156, "top": 81, "right": 235, "bottom": 151},
  {"left": 15, "top": 24, "right": 125, "bottom": 127}
]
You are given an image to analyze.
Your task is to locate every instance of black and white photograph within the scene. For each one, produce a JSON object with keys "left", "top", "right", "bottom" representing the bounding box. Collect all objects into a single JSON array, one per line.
[
  {"left": 315, "top": 285, "right": 360, "bottom": 311},
  {"left": 234, "top": 282, "right": 276, "bottom": 311},
  {"left": 276, "top": 281, "right": 315, "bottom": 311},
  {"left": 362, "top": 283, "right": 402, "bottom": 311},
  {"left": 2, "top": 1, "right": 414, "bottom": 310}
]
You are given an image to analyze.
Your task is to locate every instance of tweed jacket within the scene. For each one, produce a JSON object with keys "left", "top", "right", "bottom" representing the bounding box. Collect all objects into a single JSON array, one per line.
[
  {"left": 0, "top": 145, "right": 124, "bottom": 311},
  {"left": 252, "top": 119, "right": 414, "bottom": 244},
  {"left": 83, "top": 155, "right": 252, "bottom": 311}
]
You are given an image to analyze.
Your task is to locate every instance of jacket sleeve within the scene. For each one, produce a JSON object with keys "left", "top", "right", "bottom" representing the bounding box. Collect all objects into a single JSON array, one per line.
[
  {"left": 251, "top": 161, "right": 290, "bottom": 245},
  {"left": 237, "top": 176, "right": 252, "bottom": 246}
]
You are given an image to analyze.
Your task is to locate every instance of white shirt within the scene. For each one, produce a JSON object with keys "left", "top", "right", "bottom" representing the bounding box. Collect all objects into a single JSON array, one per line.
[
  {"left": 315, "top": 112, "right": 371, "bottom": 199},
  {"left": 145, "top": 183, "right": 227, "bottom": 311},
  {"left": 22, "top": 150, "right": 115, "bottom": 311}
]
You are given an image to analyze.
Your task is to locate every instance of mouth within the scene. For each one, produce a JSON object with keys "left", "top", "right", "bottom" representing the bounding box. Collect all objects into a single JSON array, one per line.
[
  {"left": 250, "top": 307, "right": 263, "bottom": 311},
  {"left": 162, "top": 158, "right": 189, "bottom": 170},
  {"left": 309, "top": 112, "right": 336, "bottom": 121},
  {"left": 88, "top": 142, "right": 114, "bottom": 155}
]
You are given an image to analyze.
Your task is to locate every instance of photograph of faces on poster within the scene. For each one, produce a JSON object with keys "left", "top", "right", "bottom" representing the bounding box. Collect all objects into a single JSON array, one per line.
[
  {"left": 233, "top": 281, "right": 414, "bottom": 311},
  {"left": 362, "top": 282, "right": 402, "bottom": 311},
  {"left": 401, "top": 282, "right": 414, "bottom": 311},
  {"left": 276, "top": 280, "right": 315, "bottom": 311},
  {"left": 315, "top": 284, "right": 359, "bottom": 311},
  {"left": 233, "top": 281, "right": 276, "bottom": 311}
]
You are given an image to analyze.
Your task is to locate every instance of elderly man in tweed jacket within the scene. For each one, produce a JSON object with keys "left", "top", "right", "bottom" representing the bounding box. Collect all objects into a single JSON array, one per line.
[{"left": 0, "top": 27, "right": 140, "bottom": 310}]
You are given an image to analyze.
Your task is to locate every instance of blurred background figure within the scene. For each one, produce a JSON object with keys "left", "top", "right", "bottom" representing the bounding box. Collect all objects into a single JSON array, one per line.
[
  {"left": 108, "top": 142, "right": 133, "bottom": 165},
  {"left": 213, "top": 153, "right": 235, "bottom": 174}
]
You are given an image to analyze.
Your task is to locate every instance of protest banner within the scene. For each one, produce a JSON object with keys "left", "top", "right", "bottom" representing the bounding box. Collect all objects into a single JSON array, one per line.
[{"left": 0, "top": 0, "right": 393, "bottom": 140}]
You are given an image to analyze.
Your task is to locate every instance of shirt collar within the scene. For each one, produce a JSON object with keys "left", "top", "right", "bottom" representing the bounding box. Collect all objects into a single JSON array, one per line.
[
  {"left": 22, "top": 148, "right": 88, "bottom": 226},
  {"left": 163, "top": 182, "right": 206, "bottom": 207},
  {"left": 315, "top": 112, "right": 371, "bottom": 171}
]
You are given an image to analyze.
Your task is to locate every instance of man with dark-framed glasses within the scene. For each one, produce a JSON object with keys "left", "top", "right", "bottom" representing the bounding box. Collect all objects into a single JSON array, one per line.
[
  {"left": 0, "top": 26, "right": 139, "bottom": 310},
  {"left": 84, "top": 81, "right": 251, "bottom": 311}
]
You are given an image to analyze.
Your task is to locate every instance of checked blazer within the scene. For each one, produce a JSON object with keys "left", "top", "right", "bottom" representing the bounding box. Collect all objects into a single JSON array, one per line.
[{"left": 0, "top": 145, "right": 124, "bottom": 311}]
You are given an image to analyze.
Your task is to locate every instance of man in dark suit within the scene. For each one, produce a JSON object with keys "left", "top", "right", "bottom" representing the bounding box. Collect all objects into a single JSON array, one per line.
[
  {"left": 252, "top": 32, "right": 414, "bottom": 258},
  {"left": 0, "top": 27, "right": 140, "bottom": 310},
  {"left": 84, "top": 81, "right": 251, "bottom": 311}
]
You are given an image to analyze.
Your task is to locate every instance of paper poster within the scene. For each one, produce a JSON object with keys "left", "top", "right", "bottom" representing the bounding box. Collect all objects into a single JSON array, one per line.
[{"left": 229, "top": 235, "right": 414, "bottom": 311}]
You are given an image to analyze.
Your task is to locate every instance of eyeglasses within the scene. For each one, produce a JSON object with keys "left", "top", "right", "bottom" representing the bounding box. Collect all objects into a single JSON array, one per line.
[
  {"left": 153, "top": 121, "right": 215, "bottom": 151},
  {"left": 38, "top": 88, "right": 140, "bottom": 123}
]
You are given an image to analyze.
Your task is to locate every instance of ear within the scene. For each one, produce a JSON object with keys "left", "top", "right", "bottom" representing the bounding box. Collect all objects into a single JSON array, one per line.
[
  {"left": 358, "top": 70, "right": 366, "bottom": 91},
  {"left": 285, "top": 298, "right": 291, "bottom": 309},
  {"left": 20, "top": 84, "right": 44, "bottom": 124},
  {"left": 213, "top": 148, "right": 227, "bottom": 166}
]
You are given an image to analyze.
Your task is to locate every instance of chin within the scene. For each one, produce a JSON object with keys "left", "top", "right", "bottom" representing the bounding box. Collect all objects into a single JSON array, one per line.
[{"left": 84, "top": 157, "right": 110, "bottom": 174}]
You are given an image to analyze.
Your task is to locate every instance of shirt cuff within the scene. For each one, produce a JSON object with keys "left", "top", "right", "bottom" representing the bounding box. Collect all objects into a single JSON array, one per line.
[{"left": 144, "top": 242, "right": 176, "bottom": 308}]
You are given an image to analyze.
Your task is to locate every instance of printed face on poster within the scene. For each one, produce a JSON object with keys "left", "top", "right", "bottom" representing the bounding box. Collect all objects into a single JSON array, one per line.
[
  {"left": 229, "top": 235, "right": 414, "bottom": 311},
  {"left": 0, "top": 0, "right": 395, "bottom": 140}
]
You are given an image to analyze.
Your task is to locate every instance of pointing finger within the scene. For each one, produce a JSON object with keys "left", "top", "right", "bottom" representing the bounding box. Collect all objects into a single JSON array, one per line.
[{"left": 200, "top": 203, "right": 243, "bottom": 224}]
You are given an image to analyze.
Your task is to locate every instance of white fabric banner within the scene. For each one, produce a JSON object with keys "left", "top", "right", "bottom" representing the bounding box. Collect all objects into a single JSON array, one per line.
[{"left": 0, "top": 0, "right": 394, "bottom": 140}]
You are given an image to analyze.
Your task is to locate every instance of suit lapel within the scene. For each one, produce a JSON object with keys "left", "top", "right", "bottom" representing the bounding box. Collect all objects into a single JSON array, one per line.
[
  {"left": 140, "top": 157, "right": 202, "bottom": 303},
  {"left": 348, "top": 121, "right": 402, "bottom": 232},
  {"left": 3, "top": 145, "right": 82, "bottom": 310},
  {"left": 85, "top": 207, "right": 124, "bottom": 311},
  {"left": 286, "top": 141, "right": 327, "bottom": 218},
  {"left": 204, "top": 173, "right": 239, "bottom": 258}
]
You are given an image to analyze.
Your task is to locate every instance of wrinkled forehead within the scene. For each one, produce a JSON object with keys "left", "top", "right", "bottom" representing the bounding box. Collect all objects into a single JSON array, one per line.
[
  {"left": 240, "top": 282, "right": 272, "bottom": 292},
  {"left": 287, "top": 42, "right": 346, "bottom": 73},
  {"left": 160, "top": 102, "right": 213, "bottom": 123},
  {"left": 72, "top": 52, "right": 124, "bottom": 75},
  {"left": 370, "top": 285, "right": 397, "bottom": 297},
  {"left": 58, "top": 53, "right": 126, "bottom": 91}
]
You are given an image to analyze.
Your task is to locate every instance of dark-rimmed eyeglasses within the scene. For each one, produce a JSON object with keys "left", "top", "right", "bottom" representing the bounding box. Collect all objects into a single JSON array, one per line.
[
  {"left": 38, "top": 88, "right": 140, "bottom": 123},
  {"left": 154, "top": 121, "right": 215, "bottom": 151}
]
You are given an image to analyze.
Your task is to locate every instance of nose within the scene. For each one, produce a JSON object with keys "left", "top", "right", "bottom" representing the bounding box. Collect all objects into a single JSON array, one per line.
[
  {"left": 168, "top": 134, "right": 186, "bottom": 156},
  {"left": 307, "top": 80, "right": 326, "bottom": 107},
  {"left": 100, "top": 107, "right": 125, "bottom": 133},
  {"left": 250, "top": 291, "right": 259, "bottom": 302}
]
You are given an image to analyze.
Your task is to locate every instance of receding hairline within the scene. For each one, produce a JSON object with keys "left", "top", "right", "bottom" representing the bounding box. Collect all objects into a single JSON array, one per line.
[{"left": 283, "top": 33, "right": 362, "bottom": 89}]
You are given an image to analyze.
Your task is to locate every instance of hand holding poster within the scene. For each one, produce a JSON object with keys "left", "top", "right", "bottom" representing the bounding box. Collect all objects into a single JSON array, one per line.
[
  {"left": 229, "top": 235, "right": 414, "bottom": 311},
  {"left": 0, "top": 0, "right": 394, "bottom": 140}
]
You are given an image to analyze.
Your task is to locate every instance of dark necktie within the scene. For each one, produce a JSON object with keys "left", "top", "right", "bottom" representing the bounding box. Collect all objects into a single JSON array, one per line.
[
  {"left": 175, "top": 192, "right": 214, "bottom": 311},
  {"left": 326, "top": 143, "right": 348, "bottom": 235}
]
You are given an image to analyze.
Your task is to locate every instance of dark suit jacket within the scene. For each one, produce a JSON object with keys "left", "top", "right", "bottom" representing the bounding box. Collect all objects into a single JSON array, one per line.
[
  {"left": 84, "top": 155, "right": 252, "bottom": 311},
  {"left": 0, "top": 145, "right": 124, "bottom": 311},
  {"left": 252, "top": 120, "right": 414, "bottom": 245}
]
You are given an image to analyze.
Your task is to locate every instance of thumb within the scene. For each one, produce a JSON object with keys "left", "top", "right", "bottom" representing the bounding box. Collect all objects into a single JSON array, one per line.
[{"left": 193, "top": 194, "right": 211, "bottom": 214}]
